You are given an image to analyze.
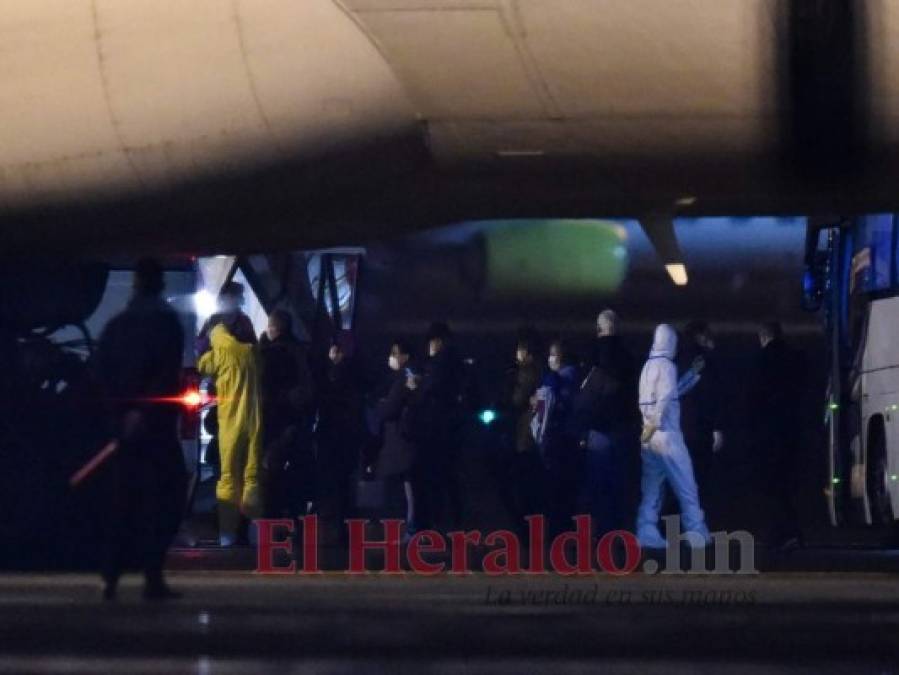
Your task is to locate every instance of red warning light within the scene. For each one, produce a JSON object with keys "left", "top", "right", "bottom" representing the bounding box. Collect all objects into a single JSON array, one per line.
[{"left": 181, "top": 389, "right": 204, "bottom": 409}]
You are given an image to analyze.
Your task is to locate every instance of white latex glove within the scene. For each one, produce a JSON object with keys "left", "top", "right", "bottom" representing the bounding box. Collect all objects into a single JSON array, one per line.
[{"left": 712, "top": 430, "right": 725, "bottom": 453}]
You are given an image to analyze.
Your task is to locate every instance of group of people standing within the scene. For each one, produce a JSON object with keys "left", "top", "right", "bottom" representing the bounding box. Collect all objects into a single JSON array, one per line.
[
  {"left": 369, "top": 323, "right": 465, "bottom": 537},
  {"left": 94, "top": 261, "right": 802, "bottom": 599},
  {"left": 501, "top": 310, "right": 640, "bottom": 542},
  {"left": 501, "top": 310, "right": 801, "bottom": 551},
  {"left": 196, "top": 284, "right": 468, "bottom": 545},
  {"left": 197, "top": 282, "right": 366, "bottom": 546}
]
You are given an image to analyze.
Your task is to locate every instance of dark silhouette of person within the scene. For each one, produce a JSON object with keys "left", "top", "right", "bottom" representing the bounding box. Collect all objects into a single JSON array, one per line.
[
  {"left": 316, "top": 337, "right": 365, "bottom": 534},
  {"left": 572, "top": 309, "right": 637, "bottom": 538},
  {"left": 259, "top": 309, "right": 315, "bottom": 518},
  {"left": 498, "top": 330, "right": 545, "bottom": 535},
  {"left": 752, "top": 321, "right": 803, "bottom": 549},
  {"left": 540, "top": 338, "right": 581, "bottom": 536},
  {"left": 373, "top": 340, "right": 419, "bottom": 533},
  {"left": 412, "top": 322, "right": 464, "bottom": 530},
  {"left": 96, "top": 258, "right": 187, "bottom": 600},
  {"left": 677, "top": 320, "right": 725, "bottom": 520}
]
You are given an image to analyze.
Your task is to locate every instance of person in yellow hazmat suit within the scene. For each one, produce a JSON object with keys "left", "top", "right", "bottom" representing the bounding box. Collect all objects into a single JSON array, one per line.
[{"left": 198, "top": 322, "right": 263, "bottom": 546}]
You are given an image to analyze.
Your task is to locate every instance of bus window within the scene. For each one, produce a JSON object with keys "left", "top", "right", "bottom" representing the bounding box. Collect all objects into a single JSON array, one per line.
[
  {"left": 894, "top": 215, "right": 899, "bottom": 288},
  {"left": 852, "top": 214, "right": 894, "bottom": 293}
]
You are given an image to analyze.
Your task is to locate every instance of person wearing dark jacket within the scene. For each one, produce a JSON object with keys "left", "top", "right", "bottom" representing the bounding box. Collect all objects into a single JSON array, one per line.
[
  {"left": 539, "top": 339, "right": 581, "bottom": 534},
  {"left": 316, "top": 339, "right": 365, "bottom": 530},
  {"left": 512, "top": 335, "right": 543, "bottom": 455},
  {"left": 589, "top": 309, "right": 638, "bottom": 435},
  {"left": 752, "top": 321, "right": 802, "bottom": 549},
  {"left": 677, "top": 321, "right": 725, "bottom": 519},
  {"left": 96, "top": 259, "right": 187, "bottom": 601},
  {"left": 573, "top": 309, "right": 636, "bottom": 537},
  {"left": 374, "top": 340, "right": 419, "bottom": 533},
  {"left": 259, "top": 309, "right": 315, "bottom": 518},
  {"left": 498, "top": 332, "right": 544, "bottom": 535},
  {"left": 411, "top": 322, "right": 464, "bottom": 529}
]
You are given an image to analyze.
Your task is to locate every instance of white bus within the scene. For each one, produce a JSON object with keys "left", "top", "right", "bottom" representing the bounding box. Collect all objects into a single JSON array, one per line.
[{"left": 804, "top": 215, "right": 899, "bottom": 528}]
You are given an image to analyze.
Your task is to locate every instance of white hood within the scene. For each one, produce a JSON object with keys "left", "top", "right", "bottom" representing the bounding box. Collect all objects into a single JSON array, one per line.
[
  {"left": 649, "top": 323, "right": 678, "bottom": 360},
  {"left": 639, "top": 324, "right": 681, "bottom": 433}
]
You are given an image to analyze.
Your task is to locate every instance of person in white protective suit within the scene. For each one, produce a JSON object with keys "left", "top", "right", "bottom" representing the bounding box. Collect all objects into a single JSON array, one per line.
[{"left": 636, "top": 324, "right": 711, "bottom": 549}]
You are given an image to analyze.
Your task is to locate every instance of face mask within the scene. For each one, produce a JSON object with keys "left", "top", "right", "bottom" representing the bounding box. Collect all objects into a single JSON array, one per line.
[
  {"left": 388, "top": 355, "right": 401, "bottom": 371},
  {"left": 429, "top": 344, "right": 438, "bottom": 358},
  {"left": 515, "top": 350, "right": 527, "bottom": 364},
  {"left": 548, "top": 355, "right": 561, "bottom": 371}
]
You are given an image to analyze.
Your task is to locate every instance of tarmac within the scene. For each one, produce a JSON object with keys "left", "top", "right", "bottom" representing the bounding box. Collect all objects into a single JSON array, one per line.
[{"left": 1, "top": 566, "right": 898, "bottom": 674}]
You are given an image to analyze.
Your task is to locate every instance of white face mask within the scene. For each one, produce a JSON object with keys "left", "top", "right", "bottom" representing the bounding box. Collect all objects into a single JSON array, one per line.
[
  {"left": 548, "top": 355, "right": 561, "bottom": 372},
  {"left": 429, "top": 343, "right": 439, "bottom": 358},
  {"left": 388, "top": 355, "right": 401, "bottom": 371},
  {"left": 516, "top": 350, "right": 527, "bottom": 364}
]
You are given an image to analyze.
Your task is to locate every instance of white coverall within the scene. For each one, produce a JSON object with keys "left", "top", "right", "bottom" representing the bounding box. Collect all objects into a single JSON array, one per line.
[{"left": 636, "top": 324, "right": 711, "bottom": 548}]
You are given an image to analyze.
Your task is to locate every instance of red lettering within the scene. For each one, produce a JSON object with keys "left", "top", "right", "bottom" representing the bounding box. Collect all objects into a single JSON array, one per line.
[
  {"left": 482, "top": 530, "right": 522, "bottom": 575},
  {"left": 447, "top": 530, "right": 482, "bottom": 575},
  {"left": 596, "top": 530, "right": 641, "bottom": 576},
  {"left": 407, "top": 530, "right": 447, "bottom": 575},
  {"left": 347, "top": 519, "right": 403, "bottom": 574},
  {"left": 549, "top": 515, "right": 593, "bottom": 575},
  {"left": 255, "top": 519, "right": 295, "bottom": 574},
  {"left": 525, "top": 514, "right": 547, "bottom": 574},
  {"left": 299, "top": 515, "right": 320, "bottom": 574}
]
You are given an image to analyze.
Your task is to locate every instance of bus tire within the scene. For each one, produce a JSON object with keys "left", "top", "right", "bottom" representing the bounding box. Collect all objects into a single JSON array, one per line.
[{"left": 866, "top": 418, "right": 893, "bottom": 526}]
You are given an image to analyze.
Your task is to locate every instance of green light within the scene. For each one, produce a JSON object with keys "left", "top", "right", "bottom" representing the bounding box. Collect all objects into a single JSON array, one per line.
[
  {"left": 891, "top": 475, "right": 898, "bottom": 482},
  {"left": 478, "top": 409, "right": 498, "bottom": 426},
  {"left": 828, "top": 402, "right": 839, "bottom": 411},
  {"left": 890, "top": 404, "right": 898, "bottom": 412},
  {"left": 482, "top": 220, "right": 628, "bottom": 297},
  {"left": 831, "top": 477, "right": 841, "bottom": 484}
]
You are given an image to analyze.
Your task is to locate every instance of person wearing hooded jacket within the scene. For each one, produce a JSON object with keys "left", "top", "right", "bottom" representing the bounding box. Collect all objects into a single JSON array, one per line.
[
  {"left": 198, "top": 322, "right": 263, "bottom": 546},
  {"left": 636, "top": 324, "right": 711, "bottom": 548}
]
